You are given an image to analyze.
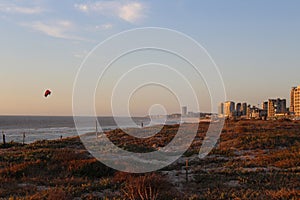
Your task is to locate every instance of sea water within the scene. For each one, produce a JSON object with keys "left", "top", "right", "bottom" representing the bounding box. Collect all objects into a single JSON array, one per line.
[
  {"left": 0, "top": 116, "right": 191, "bottom": 144},
  {"left": 0, "top": 116, "right": 149, "bottom": 143}
]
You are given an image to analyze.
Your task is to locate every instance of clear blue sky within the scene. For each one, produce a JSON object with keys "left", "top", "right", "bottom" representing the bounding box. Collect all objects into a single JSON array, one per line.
[{"left": 1, "top": 0, "right": 299, "bottom": 115}]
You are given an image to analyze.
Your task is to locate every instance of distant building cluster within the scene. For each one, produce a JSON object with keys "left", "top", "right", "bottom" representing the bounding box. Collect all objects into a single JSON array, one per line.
[
  {"left": 179, "top": 106, "right": 212, "bottom": 118},
  {"left": 219, "top": 101, "right": 265, "bottom": 119},
  {"left": 151, "top": 106, "right": 213, "bottom": 120},
  {"left": 219, "top": 99, "right": 287, "bottom": 120},
  {"left": 152, "top": 85, "right": 300, "bottom": 121},
  {"left": 157, "top": 106, "right": 211, "bottom": 119},
  {"left": 219, "top": 85, "right": 300, "bottom": 120}
]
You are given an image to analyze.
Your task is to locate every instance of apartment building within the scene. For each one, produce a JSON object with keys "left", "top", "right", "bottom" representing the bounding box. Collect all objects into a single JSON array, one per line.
[{"left": 291, "top": 86, "right": 300, "bottom": 116}]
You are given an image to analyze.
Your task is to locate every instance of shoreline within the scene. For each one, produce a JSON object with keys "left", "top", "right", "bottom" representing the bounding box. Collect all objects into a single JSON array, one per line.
[{"left": 1, "top": 117, "right": 203, "bottom": 144}]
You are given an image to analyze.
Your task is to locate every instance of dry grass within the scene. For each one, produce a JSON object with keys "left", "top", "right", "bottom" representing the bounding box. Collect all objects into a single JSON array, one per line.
[
  {"left": 0, "top": 120, "right": 299, "bottom": 199},
  {"left": 114, "top": 172, "right": 180, "bottom": 200}
]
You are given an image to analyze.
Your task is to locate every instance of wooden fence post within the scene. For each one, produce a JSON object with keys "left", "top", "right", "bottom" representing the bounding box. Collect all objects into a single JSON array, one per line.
[
  {"left": 23, "top": 132, "right": 26, "bottom": 145},
  {"left": 185, "top": 159, "right": 189, "bottom": 182},
  {"left": 2, "top": 131, "right": 6, "bottom": 146}
]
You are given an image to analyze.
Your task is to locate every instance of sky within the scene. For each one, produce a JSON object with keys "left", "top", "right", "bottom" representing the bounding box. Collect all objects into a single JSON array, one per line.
[{"left": 0, "top": 0, "right": 300, "bottom": 116}]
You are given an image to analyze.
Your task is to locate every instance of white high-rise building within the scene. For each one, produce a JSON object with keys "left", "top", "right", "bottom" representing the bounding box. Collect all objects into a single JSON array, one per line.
[
  {"left": 224, "top": 101, "right": 235, "bottom": 117},
  {"left": 182, "top": 106, "right": 187, "bottom": 116},
  {"left": 218, "top": 103, "right": 224, "bottom": 116},
  {"left": 291, "top": 86, "right": 300, "bottom": 117}
]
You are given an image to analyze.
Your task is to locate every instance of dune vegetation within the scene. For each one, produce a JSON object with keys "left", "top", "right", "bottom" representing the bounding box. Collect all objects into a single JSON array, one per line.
[{"left": 0, "top": 120, "right": 299, "bottom": 199}]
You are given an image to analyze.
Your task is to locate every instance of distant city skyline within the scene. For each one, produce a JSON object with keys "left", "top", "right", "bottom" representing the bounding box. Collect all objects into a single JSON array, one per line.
[
  {"left": 223, "top": 85, "right": 300, "bottom": 110},
  {"left": 1, "top": 0, "right": 300, "bottom": 116},
  {"left": 219, "top": 85, "right": 300, "bottom": 119}
]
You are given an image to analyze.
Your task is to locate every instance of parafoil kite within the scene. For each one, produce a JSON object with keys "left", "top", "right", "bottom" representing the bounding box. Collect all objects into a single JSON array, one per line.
[{"left": 44, "top": 89, "right": 51, "bottom": 98}]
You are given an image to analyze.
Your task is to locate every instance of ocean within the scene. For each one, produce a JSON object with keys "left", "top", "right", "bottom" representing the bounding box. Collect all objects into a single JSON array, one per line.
[
  {"left": 0, "top": 116, "right": 150, "bottom": 144},
  {"left": 0, "top": 116, "right": 201, "bottom": 144}
]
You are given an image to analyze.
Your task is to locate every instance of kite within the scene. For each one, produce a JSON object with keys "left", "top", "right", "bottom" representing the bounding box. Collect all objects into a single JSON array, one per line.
[{"left": 44, "top": 89, "right": 51, "bottom": 98}]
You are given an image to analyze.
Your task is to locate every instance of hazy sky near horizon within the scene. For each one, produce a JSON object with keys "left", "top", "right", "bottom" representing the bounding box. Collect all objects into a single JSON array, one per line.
[{"left": 1, "top": 0, "right": 300, "bottom": 116}]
